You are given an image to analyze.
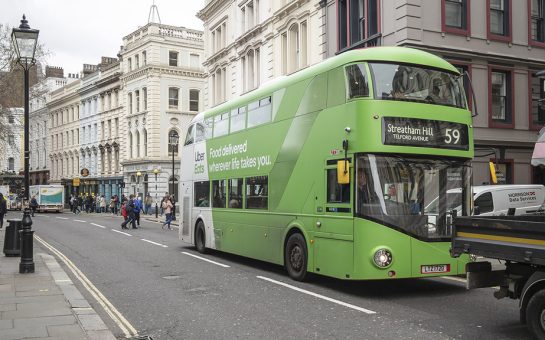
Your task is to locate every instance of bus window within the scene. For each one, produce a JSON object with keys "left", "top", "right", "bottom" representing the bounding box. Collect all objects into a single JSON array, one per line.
[
  {"left": 346, "top": 64, "right": 369, "bottom": 99},
  {"left": 213, "top": 112, "right": 229, "bottom": 137},
  {"left": 212, "top": 179, "right": 227, "bottom": 208},
  {"left": 196, "top": 119, "right": 213, "bottom": 142},
  {"left": 228, "top": 178, "right": 243, "bottom": 208},
  {"left": 184, "top": 124, "right": 195, "bottom": 146},
  {"left": 194, "top": 181, "right": 210, "bottom": 207},
  {"left": 230, "top": 107, "right": 246, "bottom": 133},
  {"left": 327, "top": 169, "right": 350, "bottom": 203},
  {"left": 369, "top": 62, "right": 466, "bottom": 109},
  {"left": 246, "top": 176, "right": 268, "bottom": 209},
  {"left": 247, "top": 96, "right": 272, "bottom": 128}
]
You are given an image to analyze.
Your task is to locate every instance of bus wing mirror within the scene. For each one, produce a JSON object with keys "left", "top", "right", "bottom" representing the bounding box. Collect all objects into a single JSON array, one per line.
[{"left": 337, "top": 160, "right": 350, "bottom": 184}]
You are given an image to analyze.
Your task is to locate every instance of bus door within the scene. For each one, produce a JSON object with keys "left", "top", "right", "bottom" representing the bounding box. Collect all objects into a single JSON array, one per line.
[
  {"left": 180, "top": 123, "right": 196, "bottom": 243},
  {"left": 313, "top": 159, "right": 354, "bottom": 278}
]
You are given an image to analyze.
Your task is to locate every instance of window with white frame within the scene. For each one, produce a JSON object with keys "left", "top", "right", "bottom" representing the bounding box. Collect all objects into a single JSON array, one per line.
[
  {"left": 169, "top": 51, "right": 178, "bottom": 67},
  {"left": 142, "top": 50, "right": 147, "bottom": 65},
  {"left": 135, "top": 90, "right": 140, "bottom": 112},
  {"left": 169, "top": 88, "right": 179, "bottom": 109},
  {"left": 189, "top": 89, "right": 199, "bottom": 111},
  {"left": 490, "top": 69, "right": 512, "bottom": 124},
  {"left": 212, "top": 22, "right": 227, "bottom": 54},
  {"left": 190, "top": 54, "right": 200, "bottom": 68},
  {"left": 128, "top": 58, "right": 132, "bottom": 71},
  {"left": 490, "top": 0, "right": 509, "bottom": 36},
  {"left": 242, "top": 48, "right": 260, "bottom": 92},
  {"left": 128, "top": 93, "right": 133, "bottom": 114},
  {"left": 531, "top": 0, "right": 545, "bottom": 43},
  {"left": 241, "top": 0, "right": 259, "bottom": 32},
  {"left": 135, "top": 54, "right": 139, "bottom": 68},
  {"left": 213, "top": 67, "right": 227, "bottom": 105},
  {"left": 143, "top": 87, "right": 147, "bottom": 111},
  {"left": 283, "top": 21, "right": 308, "bottom": 74}
]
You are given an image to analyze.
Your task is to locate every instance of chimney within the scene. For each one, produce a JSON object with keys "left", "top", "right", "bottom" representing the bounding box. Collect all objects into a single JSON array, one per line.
[{"left": 45, "top": 66, "right": 64, "bottom": 78}]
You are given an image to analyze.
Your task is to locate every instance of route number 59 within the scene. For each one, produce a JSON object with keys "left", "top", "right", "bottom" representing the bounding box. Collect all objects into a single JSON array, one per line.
[{"left": 445, "top": 128, "right": 460, "bottom": 144}]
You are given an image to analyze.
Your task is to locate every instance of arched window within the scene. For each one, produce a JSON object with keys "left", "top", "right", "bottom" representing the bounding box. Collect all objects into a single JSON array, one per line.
[
  {"left": 143, "top": 129, "right": 148, "bottom": 157},
  {"left": 288, "top": 23, "right": 299, "bottom": 74},
  {"left": 136, "top": 130, "right": 140, "bottom": 158},
  {"left": 129, "top": 132, "right": 133, "bottom": 158},
  {"left": 168, "top": 130, "right": 179, "bottom": 155},
  {"left": 128, "top": 93, "right": 133, "bottom": 114}
]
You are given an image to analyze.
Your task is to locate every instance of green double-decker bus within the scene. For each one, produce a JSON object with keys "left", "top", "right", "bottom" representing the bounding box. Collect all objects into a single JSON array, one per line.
[{"left": 180, "top": 46, "right": 473, "bottom": 281}]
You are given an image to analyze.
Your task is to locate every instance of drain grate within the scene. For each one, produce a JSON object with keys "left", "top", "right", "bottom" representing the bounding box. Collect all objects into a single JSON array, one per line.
[{"left": 129, "top": 336, "right": 153, "bottom": 340}]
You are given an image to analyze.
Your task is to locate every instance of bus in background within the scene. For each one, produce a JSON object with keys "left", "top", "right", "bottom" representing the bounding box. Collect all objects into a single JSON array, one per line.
[{"left": 179, "top": 46, "right": 473, "bottom": 281}]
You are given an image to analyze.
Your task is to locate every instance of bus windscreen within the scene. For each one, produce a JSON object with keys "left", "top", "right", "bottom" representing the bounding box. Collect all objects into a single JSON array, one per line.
[{"left": 368, "top": 62, "right": 467, "bottom": 109}]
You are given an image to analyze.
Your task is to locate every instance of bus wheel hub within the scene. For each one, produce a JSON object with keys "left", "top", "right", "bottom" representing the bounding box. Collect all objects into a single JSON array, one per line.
[
  {"left": 290, "top": 246, "right": 302, "bottom": 270},
  {"left": 540, "top": 309, "right": 545, "bottom": 330}
]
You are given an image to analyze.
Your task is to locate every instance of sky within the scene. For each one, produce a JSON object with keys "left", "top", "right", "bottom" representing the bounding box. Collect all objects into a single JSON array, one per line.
[{"left": 0, "top": 0, "right": 204, "bottom": 75}]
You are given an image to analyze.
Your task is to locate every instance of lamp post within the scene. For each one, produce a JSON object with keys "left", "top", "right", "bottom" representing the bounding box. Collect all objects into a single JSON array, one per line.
[
  {"left": 169, "top": 131, "right": 179, "bottom": 220},
  {"left": 136, "top": 170, "right": 142, "bottom": 197},
  {"left": 153, "top": 168, "right": 159, "bottom": 218},
  {"left": 11, "top": 15, "right": 38, "bottom": 274},
  {"left": 12, "top": 15, "right": 38, "bottom": 204}
]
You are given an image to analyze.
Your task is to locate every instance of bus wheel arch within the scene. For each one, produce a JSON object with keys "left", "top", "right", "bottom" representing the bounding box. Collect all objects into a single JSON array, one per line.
[
  {"left": 194, "top": 219, "right": 207, "bottom": 254},
  {"left": 284, "top": 227, "right": 309, "bottom": 281}
]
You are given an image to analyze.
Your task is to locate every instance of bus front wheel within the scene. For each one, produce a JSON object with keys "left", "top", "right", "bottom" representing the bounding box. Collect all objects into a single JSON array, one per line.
[
  {"left": 285, "top": 233, "right": 308, "bottom": 281},
  {"left": 195, "top": 221, "right": 207, "bottom": 254},
  {"left": 526, "top": 288, "right": 545, "bottom": 339}
]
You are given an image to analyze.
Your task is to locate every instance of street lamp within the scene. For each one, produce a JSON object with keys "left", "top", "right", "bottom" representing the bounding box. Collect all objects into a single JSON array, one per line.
[
  {"left": 169, "top": 131, "right": 179, "bottom": 220},
  {"left": 153, "top": 168, "right": 159, "bottom": 218},
  {"left": 136, "top": 170, "right": 142, "bottom": 197},
  {"left": 11, "top": 15, "right": 39, "bottom": 274},
  {"left": 12, "top": 15, "right": 38, "bottom": 203}
]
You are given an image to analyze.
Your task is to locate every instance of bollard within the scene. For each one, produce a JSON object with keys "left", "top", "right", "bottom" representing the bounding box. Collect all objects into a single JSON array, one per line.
[
  {"left": 3, "top": 219, "right": 23, "bottom": 256},
  {"left": 19, "top": 209, "right": 34, "bottom": 273}
]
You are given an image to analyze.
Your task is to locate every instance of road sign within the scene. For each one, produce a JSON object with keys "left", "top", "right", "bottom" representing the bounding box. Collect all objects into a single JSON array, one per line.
[{"left": 73, "top": 178, "right": 80, "bottom": 186}]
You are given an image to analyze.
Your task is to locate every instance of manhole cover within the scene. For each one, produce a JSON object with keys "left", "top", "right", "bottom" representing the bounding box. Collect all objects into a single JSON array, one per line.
[{"left": 162, "top": 275, "right": 181, "bottom": 280}]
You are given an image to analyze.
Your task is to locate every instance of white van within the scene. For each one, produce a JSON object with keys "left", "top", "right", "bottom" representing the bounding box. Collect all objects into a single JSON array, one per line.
[
  {"left": 472, "top": 185, "right": 545, "bottom": 216},
  {"left": 425, "top": 184, "right": 545, "bottom": 216}
]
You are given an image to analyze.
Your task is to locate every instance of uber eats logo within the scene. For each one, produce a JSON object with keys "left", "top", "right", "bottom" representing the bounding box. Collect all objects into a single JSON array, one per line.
[{"left": 194, "top": 151, "right": 205, "bottom": 174}]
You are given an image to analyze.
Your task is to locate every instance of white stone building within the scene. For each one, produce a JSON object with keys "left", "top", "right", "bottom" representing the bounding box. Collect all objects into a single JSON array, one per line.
[
  {"left": 197, "top": 0, "right": 326, "bottom": 108},
  {"left": 119, "top": 23, "right": 205, "bottom": 201},
  {"left": 29, "top": 66, "right": 76, "bottom": 185},
  {"left": 0, "top": 108, "right": 23, "bottom": 174}
]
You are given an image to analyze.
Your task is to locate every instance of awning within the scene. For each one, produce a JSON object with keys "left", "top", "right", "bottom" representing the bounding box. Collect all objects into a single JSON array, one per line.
[{"left": 532, "top": 127, "right": 545, "bottom": 167}]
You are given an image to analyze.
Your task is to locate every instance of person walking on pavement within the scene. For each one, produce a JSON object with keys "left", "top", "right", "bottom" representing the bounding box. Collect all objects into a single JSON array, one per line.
[
  {"left": 0, "top": 193, "right": 6, "bottom": 229},
  {"left": 127, "top": 195, "right": 137, "bottom": 229},
  {"left": 100, "top": 195, "right": 106, "bottom": 213},
  {"left": 29, "top": 195, "right": 38, "bottom": 217},
  {"left": 73, "top": 196, "right": 81, "bottom": 214},
  {"left": 144, "top": 193, "right": 153, "bottom": 215},
  {"left": 162, "top": 198, "right": 173, "bottom": 230},
  {"left": 120, "top": 201, "right": 129, "bottom": 229}
]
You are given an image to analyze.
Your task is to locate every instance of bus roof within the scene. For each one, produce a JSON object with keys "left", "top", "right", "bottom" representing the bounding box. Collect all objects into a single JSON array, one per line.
[{"left": 193, "top": 46, "right": 460, "bottom": 123}]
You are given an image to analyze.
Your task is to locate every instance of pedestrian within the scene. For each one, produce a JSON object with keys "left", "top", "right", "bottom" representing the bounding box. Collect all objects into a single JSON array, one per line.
[
  {"left": 120, "top": 201, "right": 129, "bottom": 229},
  {"left": 109, "top": 197, "right": 115, "bottom": 214},
  {"left": 113, "top": 195, "right": 119, "bottom": 215},
  {"left": 144, "top": 193, "right": 153, "bottom": 215},
  {"left": 69, "top": 194, "right": 74, "bottom": 212},
  {"left": 170, "top": 195, "right": 176, "bottom": 220},
  {"left": 73, "top": 196, "right": 81, "bottom": 214},
  {"left": 134, "top": 196, "right": 142, "bottom": 227},
  {"left": 29, "top": 195, "right": 38, "bottom": 217},
  {"left": 0, "top": 193, "right": 6, "bottom": 229},
  {"left": 162, "top": 198, "right": 173, "bottom": 230},
  {"left": 127, "top": 195, "right": 137, "bottom": 229},
  {"left": 100, "top": 195, "right": 106, "bottom": 213}
]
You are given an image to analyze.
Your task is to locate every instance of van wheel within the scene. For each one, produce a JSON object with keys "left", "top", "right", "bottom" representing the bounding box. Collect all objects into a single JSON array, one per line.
[
  {"left": 284, "top": 233, "right": 308, "bottom": 281},
  {"left": 195, "top": 221, "right": 207, "bottom": 254},
  {"left": 526, "top": 289, "right": 545, "bottom": 339}
]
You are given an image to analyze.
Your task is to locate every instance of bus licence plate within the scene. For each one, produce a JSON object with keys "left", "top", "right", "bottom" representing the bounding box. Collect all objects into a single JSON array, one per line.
[{"left": 421, "top": 264, "right": 450, "bottom": 274}]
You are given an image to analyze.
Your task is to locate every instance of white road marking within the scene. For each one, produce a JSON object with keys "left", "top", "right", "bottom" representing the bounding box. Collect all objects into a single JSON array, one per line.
[
  {"left": 181, "top": 252, "right": 230, "bottom": 268},
  {"left": 56, "top": 217, "right": 69, "bottom": 220},
  {"left": 34, "top": 235, "right": 138, "bottom": 337},
  {"left": 256, "top": 276, "right": 377, "bottom": 314},
  {"left": 141, "top": 239, "right": 168, "bottom": 248},
  {"left": 111, "top": 229, "right": 132, "bottom": 236},
  {"left": 74, "top": 219, "right": 87, "bottom": 223},
  {"left": 90, "top": 223, "right": 106, "bottom": 229}
]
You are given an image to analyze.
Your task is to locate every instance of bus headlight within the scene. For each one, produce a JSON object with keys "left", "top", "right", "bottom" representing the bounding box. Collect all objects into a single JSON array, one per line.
[{"left": 373, "top": 249, "right": 393, "bottom": 268}]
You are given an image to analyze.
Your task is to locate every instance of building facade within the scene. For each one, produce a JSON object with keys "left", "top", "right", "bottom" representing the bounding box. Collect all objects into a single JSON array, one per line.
[
  {"left": 327, "top": 0, "right": 545, "bottom": 185},
  {"left": 119, "top": 23, "right": 205, "bottom": 201},
  {"left": 197, "top": 0, "right": 326, "bottom": 109},
  {"left": 29, "top": 66, "right": 75, "bottom": 186}
]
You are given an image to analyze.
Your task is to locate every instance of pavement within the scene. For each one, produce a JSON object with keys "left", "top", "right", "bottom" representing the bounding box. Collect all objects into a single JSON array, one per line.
[{"left": 0, "top": 220, "right": 117, "bottom": 340}]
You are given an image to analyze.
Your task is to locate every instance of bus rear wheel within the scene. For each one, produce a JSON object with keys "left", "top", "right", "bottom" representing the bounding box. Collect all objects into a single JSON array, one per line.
[
  {"left": 195, "top": 221, "right": 207, "bottom": 254},
  {"left": 526, "top": 289, "right": 545, "bottom": 339},
  {"left": 285, "top": 233, "right": 308, "bottom": 281}
]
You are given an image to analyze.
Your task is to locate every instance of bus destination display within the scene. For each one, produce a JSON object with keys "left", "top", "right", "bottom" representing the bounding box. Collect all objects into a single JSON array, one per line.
[{"left": 382, "top": 117, "right": 469, "bottom": 150}]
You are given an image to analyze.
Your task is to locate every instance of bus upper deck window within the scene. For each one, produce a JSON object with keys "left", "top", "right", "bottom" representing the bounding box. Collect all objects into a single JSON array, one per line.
[
  {"left": 184, "top": 124, "right": 195, "bottom": 146},
  {"left": 346, "top": 64, "right": 369, "bottom": 99}
]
